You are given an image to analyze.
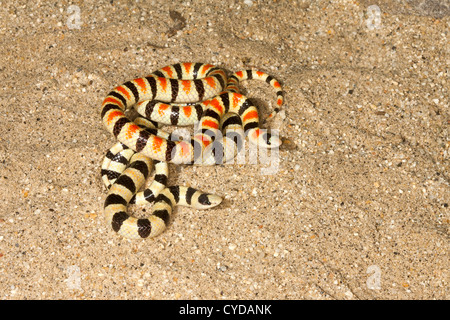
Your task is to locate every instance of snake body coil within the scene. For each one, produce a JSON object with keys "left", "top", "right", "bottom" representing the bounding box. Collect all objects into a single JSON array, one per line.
[{"left": 101, "top": 63, "right": 284, "bottom": 239}]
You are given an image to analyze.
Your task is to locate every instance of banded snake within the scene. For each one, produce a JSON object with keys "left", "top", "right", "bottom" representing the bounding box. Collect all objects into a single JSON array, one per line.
[{"left": 101, "top": 63, "right": 283, "bottom": 239}]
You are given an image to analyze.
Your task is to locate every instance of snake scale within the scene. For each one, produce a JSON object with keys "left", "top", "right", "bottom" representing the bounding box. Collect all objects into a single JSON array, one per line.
[{"left": 101, "top": 62, "right": 284, "bottom": 239}]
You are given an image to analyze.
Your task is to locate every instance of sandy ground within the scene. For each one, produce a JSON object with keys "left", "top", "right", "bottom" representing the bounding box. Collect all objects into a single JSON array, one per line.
[{"left": 0, "top": 0, "right": 448, "bottom": 300}]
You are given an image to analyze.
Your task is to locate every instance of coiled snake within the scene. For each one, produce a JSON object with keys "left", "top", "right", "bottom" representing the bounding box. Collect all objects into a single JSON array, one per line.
[{"left": 101, "top": 63, "right": 283, "bottom": 239}]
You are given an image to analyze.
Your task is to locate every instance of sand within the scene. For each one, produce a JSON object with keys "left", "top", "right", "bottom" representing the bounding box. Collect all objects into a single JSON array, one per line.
[{"left": 0, "top": 0, "right": 448, "bottom": 300}]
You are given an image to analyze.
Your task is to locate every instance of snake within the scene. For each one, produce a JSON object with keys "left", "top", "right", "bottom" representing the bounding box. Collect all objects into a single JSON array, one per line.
[
  {"left": 101, "top": 62, "right": 284, "bottom": 165},
  {"left": 101, "top": 62, "right": 284, "bottom": 238}
]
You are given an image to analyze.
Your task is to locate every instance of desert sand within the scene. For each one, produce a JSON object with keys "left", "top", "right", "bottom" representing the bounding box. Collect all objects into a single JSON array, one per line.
[{"left": 0, "top": 0, "right": 448, "bottom": 299}]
